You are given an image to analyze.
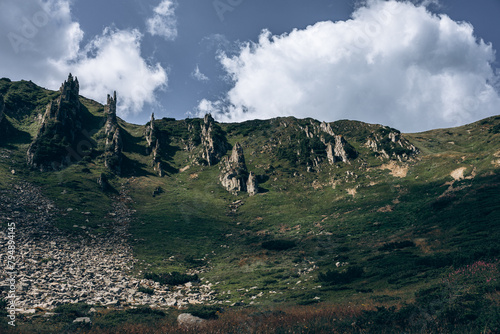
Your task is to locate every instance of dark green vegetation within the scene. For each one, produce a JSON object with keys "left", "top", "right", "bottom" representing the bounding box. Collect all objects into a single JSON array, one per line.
[{"left": 1, "top": 78, "right": 499, "bottom": 332}]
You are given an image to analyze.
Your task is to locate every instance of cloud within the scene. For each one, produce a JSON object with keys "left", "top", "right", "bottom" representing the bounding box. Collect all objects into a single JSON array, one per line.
[
  {"left": 0, "top": 0, "right": 167, "bottom": 116},
  {"left": 199, "top": 0, "right": 500, "bottom": 132},
  {"left": 192, "top": 65, "right": 209, "bottom": 82},
  {"left": 146, "top": 0, "right": 177, "bottom": 40},
  {"left": 62, "top": 28, "right": 168, "bottom": 116}
]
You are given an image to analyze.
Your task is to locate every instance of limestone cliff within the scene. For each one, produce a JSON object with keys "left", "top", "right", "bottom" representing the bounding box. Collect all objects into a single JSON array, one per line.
[
  {"left": 199, "top": 114, "right": 229, "bottom": 166},
  {"left": 103, "top": 92, "right": 123, "bottom": 175},
  {"left": 26, "top": 74, "right": 84, "bottom": 171},
  {"left": 219, "top": 143, "right": 258, "bottom": 196}
]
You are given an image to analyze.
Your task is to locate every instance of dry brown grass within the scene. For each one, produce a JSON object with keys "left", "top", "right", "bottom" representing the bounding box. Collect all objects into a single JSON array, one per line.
[{"left": 83, "top": 304, "right": 369, "bottom": 334}]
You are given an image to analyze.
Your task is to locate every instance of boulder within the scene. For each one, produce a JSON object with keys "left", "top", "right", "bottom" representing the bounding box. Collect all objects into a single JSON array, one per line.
[
  {"left": 177, "top": 313, "right": 205, "bottom": 327},
  {"left": 73, "top": 317, "right": 91, "bottom": 324}
]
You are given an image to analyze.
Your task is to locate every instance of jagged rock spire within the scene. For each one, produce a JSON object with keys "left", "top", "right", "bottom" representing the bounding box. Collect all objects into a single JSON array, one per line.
[
  {"left": 104, "top": 91, "right": 122, "bottom": 175},
  {"left": 105, "top": 91, "right": 117, "bottom": 133},
  {"left": 219, "top": 142, "right": 258, "bottom": 196},
  {"left": 26, "top": 74, "right": 84, "bottom": 171},
  {"left": 200, "top": 114, "right": 229, "bottom": 166},
  {"left": 144, "top": 112, "right": 164, "bottom": 176},
  {"left": 326, "top": 135, "right": 355, "bottom": 164},
  {"left": 60, "top": 73, "right": 79, "bottom": 104}
]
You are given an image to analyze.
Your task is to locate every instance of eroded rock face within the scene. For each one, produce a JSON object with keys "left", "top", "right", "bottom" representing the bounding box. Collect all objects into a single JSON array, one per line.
[
  {"left": 27, "top": 74, "right": 84, "bottom": 171},
  {"left": 144, "top": 113, "right": 164, "bottom": 176},
  {"left": 296, "top": 119, "right": 357, "bottom": 166},
  {"left": 200, "top": 114, "right": 228, "bottom": 166},
  {"left": 366, "top": 127, "right": 419, "bottom": 161},
  {"left": 104, "top": 92, "right": 123, "bottom": 175},
  {"left": 326, "top": 135, "right": 357, "bottom": 164},
  {"left": 219, "top": 143, "right": 258, "bottom": 196},
  {"left": 246, "top": 172, "right": 258, "bottom": 196}
]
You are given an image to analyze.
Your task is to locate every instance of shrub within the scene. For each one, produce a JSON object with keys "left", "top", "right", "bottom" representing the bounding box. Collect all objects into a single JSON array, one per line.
[
  {"left": 490, "top": 123, "right": 500, "bottom": 134},
  {"left": 93, "top": 307, "right": 165, "bottom": 329},
  {"left": 379, "top": 240, "right": 415, "bottom": 251},
  {"left": 318, "top": 266, "right": 364, "bottom": 285},
  {"left": 262, "top": 240, "right": 296, "bottom": 251},
  {"left": 186, "top": 305, "right": 223, "bottom": 320},
  {"left": 144, "top": 271, "right": 198, "bottom": 286}
]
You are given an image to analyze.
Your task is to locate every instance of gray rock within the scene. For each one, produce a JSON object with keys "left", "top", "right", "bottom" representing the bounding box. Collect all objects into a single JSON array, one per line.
[
  {"left": 73, "top": 317, "right": 91, "bottom": 324},
  {"left": 177, "top": 313, "right": 205, "bottom": 327}
]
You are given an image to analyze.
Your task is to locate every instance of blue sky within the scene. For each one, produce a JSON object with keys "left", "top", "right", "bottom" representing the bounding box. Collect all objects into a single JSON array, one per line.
[{"left": 0, "top": 0, "right": 499, "bottom": 132}]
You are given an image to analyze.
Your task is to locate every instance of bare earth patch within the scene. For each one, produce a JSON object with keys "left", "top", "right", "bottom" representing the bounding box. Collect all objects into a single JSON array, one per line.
[
  {"left": 380, "top": 161, "right": 408, "bottom": 178},
  {"left": 377, "top": 205, "right": 394, "bottom": 213},
  {"left": 346, "top": 188, "right": 357, "bottom": 197},
  {"left": 450, "top": 167, "right": 467, "bottom": 181},
  {"left": 179, "top": 165, "right": 190, "bottom": 172}
]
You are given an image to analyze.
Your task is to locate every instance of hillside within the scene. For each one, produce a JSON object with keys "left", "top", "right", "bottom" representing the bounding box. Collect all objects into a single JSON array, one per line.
[{"left": 0, "top": 75, "right": 499, "bottom": 333}]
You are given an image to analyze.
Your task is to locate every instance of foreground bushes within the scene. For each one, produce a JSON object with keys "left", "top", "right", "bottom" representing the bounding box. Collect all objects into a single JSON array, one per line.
[
  {"left": 318, "top": 266, "right": 364, "bottom": 285},
  {"left": 143, "top": 271, "right": 199, "bottom": 286}
]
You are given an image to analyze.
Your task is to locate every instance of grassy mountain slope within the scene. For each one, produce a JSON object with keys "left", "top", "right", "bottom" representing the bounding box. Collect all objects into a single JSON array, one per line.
[{"left": 1, "top": 78, "right": 499, "bottom": 332}]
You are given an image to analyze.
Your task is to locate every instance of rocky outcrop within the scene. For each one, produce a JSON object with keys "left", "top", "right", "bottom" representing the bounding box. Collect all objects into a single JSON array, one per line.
[
  {"left": 26, "top": 74, "right": 84, "bottom": 171},
  {"left": 326, "top": 135, "right": 357, "bottom": 164},
  {"left": 103, "top": 92, "right": 123, "bottom": 175},
  {"left": 295, "top": 120, "right": 357, "bottom": 166},
  {"left": 144, "top": 113, "right": 164, "bottom": 176},
  {"left": 320, "top": 121, "right": 335, "bottom": 137},
  {"left": 219, "top": 143, "right": 258, "bottom": 196},
  {"left": 246, "top": 172, "right": 258, "bottom": 196},
  {"left": 199, "top": 114, "right": 229, "bottom": 166},
  {"left": 366, "top": 127, "right": 419, "bottom": 161}
]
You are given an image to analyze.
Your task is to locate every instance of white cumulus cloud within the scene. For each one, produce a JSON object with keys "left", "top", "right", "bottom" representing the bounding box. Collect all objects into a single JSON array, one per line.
[
  {"left": 60, "top": 28, "right": 168, "bottom": 116},
  {"left": 0, "top": 0, "right": 168, "bottom": 116},
  {"left": 146, "top": 0, "right": 178, "bottom": 41},
  {"left": 199, "top": 0, "right": 500, "bottom": 132}
]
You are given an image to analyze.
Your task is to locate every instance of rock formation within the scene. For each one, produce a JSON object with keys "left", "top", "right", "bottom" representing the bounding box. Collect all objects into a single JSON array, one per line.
[
  {"left": 320, "top": 121, "right": 335, "bottom": 136},
  {"left": 219, "top": 143, "right": 258, "bottom": 196},
  {"left": 26, "top": 74, "right": 84, "bottom": 171},
  {"left": 103, "top": 92, "right": 123, "bottom": 175},
  {"left": 326, "top": 135, "right": 357, "bottom": 164},
  {"left": 177, "top": 313, "right": 205, "bottom": 327},
  {"left": 366, "top": 127, "right": 419, "bottom": 161},
  {"left": 295, "top": 120, "right": 357, "bottom": 166},
  {"left": 199, "top": 114, "right": 229, "bottom": 166},
  {"left": 144, "top": 113, "right": 164, "bottom": 176},
  {"left": 246, "top": 172, "right": 258, "bottom": 196}
]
